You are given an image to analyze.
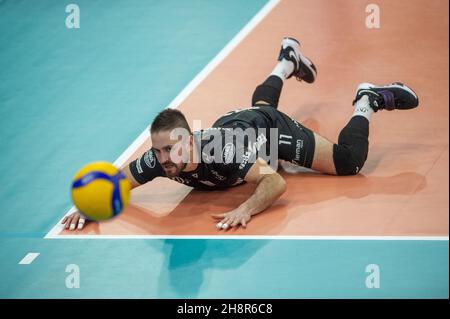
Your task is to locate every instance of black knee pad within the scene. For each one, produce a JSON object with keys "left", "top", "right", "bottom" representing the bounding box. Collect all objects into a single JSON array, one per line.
[
  {"left": 333, "top": 128, "right": 369, "bottom": 176},
  {"left": 333, "top": 144, "right": 362, "bottom": 175}
]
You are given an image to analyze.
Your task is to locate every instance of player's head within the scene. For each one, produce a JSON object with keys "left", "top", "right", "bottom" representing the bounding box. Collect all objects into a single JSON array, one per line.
[{"left": 150, "top": 109, "right": 192, "bottom": 177}]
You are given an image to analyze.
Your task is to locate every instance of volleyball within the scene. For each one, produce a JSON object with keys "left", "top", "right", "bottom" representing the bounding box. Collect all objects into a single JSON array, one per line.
[{"left": 71, "top": 161, "right": 131, "bottom": 221}]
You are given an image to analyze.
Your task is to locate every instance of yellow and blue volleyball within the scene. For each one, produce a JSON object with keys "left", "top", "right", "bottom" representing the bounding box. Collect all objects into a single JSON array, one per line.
[{"left": 71, "top": 161, "right": 131, "bottom": 221}]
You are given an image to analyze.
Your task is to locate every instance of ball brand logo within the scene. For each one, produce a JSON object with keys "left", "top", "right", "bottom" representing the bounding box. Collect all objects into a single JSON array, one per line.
[{"left": 82, "top": 175, "right": 95, "bottom": 184}]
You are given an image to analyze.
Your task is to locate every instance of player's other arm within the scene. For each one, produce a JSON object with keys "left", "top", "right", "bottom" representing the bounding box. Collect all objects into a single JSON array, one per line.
[
  {"left": 241, "top": 158, "right": 286, "bottom": 216},
  {"left": 212, "top": 158, "right": 286, "bottom": 229}
]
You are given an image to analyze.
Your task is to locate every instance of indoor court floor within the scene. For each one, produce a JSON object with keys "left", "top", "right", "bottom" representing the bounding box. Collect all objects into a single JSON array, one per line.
[{"left": 0, "top": 0, "right": 448, "bottom": 298}]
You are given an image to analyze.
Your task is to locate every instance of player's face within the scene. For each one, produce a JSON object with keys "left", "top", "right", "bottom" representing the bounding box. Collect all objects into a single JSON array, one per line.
[{"left": 151, "top": 130, "right": 189, "bottom": 177}]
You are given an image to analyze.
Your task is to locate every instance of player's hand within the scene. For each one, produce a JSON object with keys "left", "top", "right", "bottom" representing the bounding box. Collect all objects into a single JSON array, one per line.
[
  {"left": 61, "top": 211, "right": 88, "bottom": 231},
  {"left": 211, "top": 208, "right": 251, "bottom": 230}
]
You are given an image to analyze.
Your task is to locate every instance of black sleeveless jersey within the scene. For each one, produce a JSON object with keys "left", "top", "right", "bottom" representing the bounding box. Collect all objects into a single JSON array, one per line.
[{"left": 129, "top": 107, "right": 272, "bottom": 190}]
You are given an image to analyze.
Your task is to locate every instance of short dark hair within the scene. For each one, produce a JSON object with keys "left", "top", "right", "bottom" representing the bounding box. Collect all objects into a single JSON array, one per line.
[{"left": 150, "top": 109, "right": 191, "bottom": 134}]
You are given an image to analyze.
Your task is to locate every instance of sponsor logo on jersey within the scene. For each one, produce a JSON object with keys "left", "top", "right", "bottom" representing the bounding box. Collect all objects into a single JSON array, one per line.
[
  {"left": 202, "top": 152, "right": 214, "bottom": 164},
  {"left": 222, "top": 142, "right": 235, "bottom": 164},
  {"left": 239, "top": 150, "right": 252, "bottom": 170},
  {"left": 249, "top": 133, "right": 267, "bottom": 153},
  {"left": 295, "top": 139, "right": 304, "bottom": 162},
  {"left": 211, "top": 169, "right": 226, "bottom": 181},
  {"left": 171, "top": 177, "right": 190, "bottom": 185},
  {"left": 199, "top": 180, "right": 216, "bottom": 187},
  {"left": 291, "top": 119, "right": 302, "bottom": 129},
  {"left": 136, "top": 158, "right": 143, "bottom": 174},
  {"left": 143, "top": 150, "right": 156, "bottom": 168}
]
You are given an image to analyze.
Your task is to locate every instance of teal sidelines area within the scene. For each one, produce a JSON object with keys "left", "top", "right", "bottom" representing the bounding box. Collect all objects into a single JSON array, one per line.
[
  {"left": 1, "top": 238, "right": 448, "bottom": 298},
  {"left": 0, "top": 0, "right": 448, "bottom": 298}
]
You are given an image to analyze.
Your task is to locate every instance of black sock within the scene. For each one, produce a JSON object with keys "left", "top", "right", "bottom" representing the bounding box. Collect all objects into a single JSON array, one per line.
[{"left": 251, "top": 75, "right": 284, "bottom": 108}]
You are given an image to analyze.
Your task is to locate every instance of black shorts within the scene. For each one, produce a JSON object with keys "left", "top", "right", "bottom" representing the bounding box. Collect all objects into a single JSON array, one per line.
[{"left": 212, "top": 106, "right": 316, "bottom": 168}]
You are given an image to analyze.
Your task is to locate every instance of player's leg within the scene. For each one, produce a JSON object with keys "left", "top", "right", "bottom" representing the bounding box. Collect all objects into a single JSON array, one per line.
[
  {"left": 281, "top": 82, "right": 419, "bottom": 175},
  {"left": 251, "top": 37, "right": 317, "bottom": 107}
]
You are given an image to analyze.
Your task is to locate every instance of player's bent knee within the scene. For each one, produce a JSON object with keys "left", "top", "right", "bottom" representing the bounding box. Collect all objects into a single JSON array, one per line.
[
  {"left": 332, "top": 124, "right": 369, "bottom": 176},
  {"left": 332, "top": 144, "right": 365, "bottom": 176}
]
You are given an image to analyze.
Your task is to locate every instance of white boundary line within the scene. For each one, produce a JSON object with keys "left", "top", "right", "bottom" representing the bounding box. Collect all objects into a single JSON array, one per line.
[
  {"left": 18, "top": 252, "right": 40, "bottom": 265},
  {"left": 45, "top": 234, "right": 449, "bottom": 240},
  {"left": 45, "top": 0, "right": 281, "bottom": 239}
]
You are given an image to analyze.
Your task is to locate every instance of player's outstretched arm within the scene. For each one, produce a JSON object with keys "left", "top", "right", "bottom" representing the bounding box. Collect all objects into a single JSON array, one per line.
[
  {"left": 211, "top": 158, "right": 286, "bottom": 230},
  {"left": 120, "top": 163, "right": 142, "bottom": 189}
]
